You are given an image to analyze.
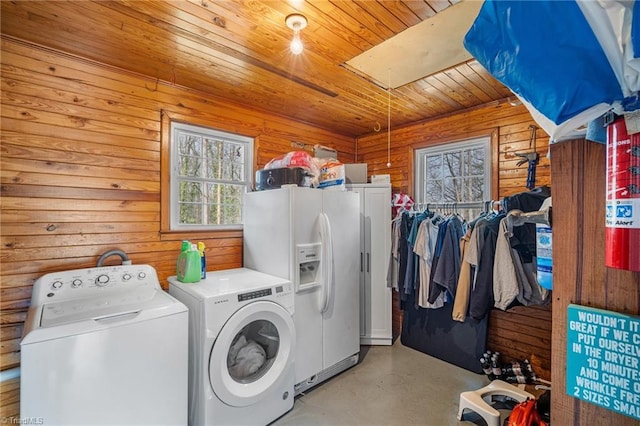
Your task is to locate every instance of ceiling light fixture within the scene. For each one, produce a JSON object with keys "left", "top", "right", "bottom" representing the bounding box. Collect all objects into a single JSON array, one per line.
[{"left": 285, "top": 13, "right": 308, "bottom": 55}]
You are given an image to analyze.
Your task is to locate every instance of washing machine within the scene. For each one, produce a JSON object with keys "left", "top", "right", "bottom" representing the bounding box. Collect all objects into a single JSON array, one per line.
[
  {"left": 20, "top": 264, "right": 188, "bottom": 425},
  {"left": 168, "top": 268, "right": 295, "bottom": 426}
]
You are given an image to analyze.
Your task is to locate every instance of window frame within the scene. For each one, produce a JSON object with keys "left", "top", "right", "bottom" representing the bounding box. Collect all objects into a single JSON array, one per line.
[
  {"left": 412, "top": 130, "right": 498, "bottom": 211},
  {"left": 160, "top": 110, "right": 255, "bottom": 235}
]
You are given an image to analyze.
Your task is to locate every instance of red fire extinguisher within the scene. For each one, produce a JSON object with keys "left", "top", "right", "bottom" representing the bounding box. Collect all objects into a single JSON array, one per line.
[{"left": 605, "top": 116, "right": 640, "bottom": 271}]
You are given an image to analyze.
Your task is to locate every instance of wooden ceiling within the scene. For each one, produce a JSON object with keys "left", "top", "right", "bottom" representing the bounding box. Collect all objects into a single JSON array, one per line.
[{"left": 0, "top": 0, "right": 513, "bottom": 138}]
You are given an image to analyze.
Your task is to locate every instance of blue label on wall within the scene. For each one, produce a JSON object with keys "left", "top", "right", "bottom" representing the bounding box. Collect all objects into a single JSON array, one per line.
[{"left": 567, "top": 304, "right": 640, "bottom": 420}]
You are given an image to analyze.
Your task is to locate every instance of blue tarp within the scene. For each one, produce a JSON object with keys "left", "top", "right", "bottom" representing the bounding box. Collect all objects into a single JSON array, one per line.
[{"left": 464, "top": 0, "right": 640, "bottom": 141}]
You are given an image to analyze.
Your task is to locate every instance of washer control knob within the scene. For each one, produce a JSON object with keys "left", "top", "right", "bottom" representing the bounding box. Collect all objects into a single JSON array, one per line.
[
  {"left": 137, "top": 272, "right": 146, "bottom": 280},
  {"left": 51, "top": 281, "right": 63, "bottom": 289},
  {"left": 71, "top": 279, "right": 82, "bottom": 288},
  {"left": 122, "top": 273, "right": 132, "bottom": 281},
  {"left": 95, "top": 274, "right": 110, "bottom": 287}
]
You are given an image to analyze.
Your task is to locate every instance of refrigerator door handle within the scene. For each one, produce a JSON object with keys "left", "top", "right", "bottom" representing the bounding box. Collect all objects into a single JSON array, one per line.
[{"left": 319, "top": 212, "right": 333, "bottom": 314}]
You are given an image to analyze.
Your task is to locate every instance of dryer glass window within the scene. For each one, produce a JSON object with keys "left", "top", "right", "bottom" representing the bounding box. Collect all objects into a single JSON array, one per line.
[{"left": 227, "top": 320, "right": 280, "bottom": 383}]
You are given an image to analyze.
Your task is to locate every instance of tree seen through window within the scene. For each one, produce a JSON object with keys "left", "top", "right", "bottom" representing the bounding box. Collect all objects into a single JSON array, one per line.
[
  {"left": 415, "top": 137, "right": 490, "bottom": 219},
  {"left": 171, "top": 123, "right": 252, "bottom": 229}
]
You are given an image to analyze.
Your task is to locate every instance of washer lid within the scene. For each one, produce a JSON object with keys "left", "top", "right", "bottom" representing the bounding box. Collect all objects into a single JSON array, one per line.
[{"left": 39, "top": 288, "right": 178, "bottom": 328}]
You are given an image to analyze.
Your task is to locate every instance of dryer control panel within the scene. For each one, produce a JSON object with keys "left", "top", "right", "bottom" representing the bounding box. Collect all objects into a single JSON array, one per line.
[
  {"left": 238, "top": 288, "right": 272, "bottom": 301},
  {"left": 237, "top": 284, "right": 291, "bottom": 302},
  {"left": 32, "top": 265, "right": 161, "bottom": 305}
]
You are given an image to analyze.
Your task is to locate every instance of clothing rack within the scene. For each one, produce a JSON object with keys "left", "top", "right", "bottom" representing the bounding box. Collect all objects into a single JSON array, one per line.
[
  {"left": 396, "top": 187, "right": 552, "bottom": 375},
  {"left": 410, "top": 200, "right": 502, "bottom": 211}
]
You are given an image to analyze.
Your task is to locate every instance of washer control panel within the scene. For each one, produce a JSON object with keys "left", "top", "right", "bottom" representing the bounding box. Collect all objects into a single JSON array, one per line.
[
  {"left": 237, "top": 287, "right": 273, "bottom": 302},
  {"left": 39, "top": 287, "right": 166, "bottom": 328},
  {"left": 32, "top": 264, "right": 160, "bottom": 305}
]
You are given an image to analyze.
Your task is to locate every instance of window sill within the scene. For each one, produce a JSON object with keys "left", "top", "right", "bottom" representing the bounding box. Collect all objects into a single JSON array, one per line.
[{"left": 159, "top": 229, "right": 243, "bottom": 241}]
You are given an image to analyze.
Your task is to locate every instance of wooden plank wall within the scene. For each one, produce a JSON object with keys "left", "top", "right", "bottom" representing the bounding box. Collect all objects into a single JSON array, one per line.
[
  {"left": 357, "top": 101, "right": 553, "bottom": 380},
  {"left": 550, "top": 139, "right": 640, "bottom": 426},
  {"left": 0, "top": 36, "right": 355, "bottom": 418}
]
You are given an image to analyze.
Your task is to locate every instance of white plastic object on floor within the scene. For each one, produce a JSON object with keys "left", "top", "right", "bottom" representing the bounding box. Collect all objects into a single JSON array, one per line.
[{"left": 457, "top": 380, "right": 535, "bottom": 426}]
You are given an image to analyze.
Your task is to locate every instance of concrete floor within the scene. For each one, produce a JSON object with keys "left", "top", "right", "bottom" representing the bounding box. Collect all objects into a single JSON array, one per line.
[{"left": 271, "top": 339, "right": 493, "bottom": 426}]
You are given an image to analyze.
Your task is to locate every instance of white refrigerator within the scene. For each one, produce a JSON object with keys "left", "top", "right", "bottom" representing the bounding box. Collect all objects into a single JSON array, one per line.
[{"left": 243, "top": 185, "right": 360, "bottom": 394}]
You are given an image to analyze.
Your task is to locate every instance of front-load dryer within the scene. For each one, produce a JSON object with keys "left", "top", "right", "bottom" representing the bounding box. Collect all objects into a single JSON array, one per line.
[
  {"left": 168, "top": 268, "right": 295, "bottom": 426},
  {"left": 20, "top": 264, "right": 188, "bottom": 425}
]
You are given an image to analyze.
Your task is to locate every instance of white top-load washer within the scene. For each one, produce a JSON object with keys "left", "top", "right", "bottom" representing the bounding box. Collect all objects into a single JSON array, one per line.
[
  {"left": 168, "top": 268, "right": 295, "bottom": 426},
  {"left": 20, "top": 264, "right": 188, "bottom": 425}
]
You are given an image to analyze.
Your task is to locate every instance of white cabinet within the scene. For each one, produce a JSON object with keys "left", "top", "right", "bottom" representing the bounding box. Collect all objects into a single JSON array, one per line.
[{"left": 347, "top": 184, "right": 392, "bottom": 345}]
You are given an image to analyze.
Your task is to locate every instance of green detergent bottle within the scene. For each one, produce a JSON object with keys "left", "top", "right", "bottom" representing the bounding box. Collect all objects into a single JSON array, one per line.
[
  {"left": 176, "top": 240, "right": 190, "bottom": 277},
  {"left": 177, "top": 241, "right": 201, "bottom": 283}
]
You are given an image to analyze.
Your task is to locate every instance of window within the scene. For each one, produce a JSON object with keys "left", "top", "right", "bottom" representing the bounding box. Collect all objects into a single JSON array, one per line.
[
  {"left": 170, "top": 122, "right": 253, "bottom": 230},
  {"left": 414, "top": 137, "right": 491, "bottom": 217}
]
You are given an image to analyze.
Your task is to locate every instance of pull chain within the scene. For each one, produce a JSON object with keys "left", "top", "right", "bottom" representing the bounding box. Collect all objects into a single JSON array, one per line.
[{"left": 387, "top": 71, "right": 391, "bottom": 168}]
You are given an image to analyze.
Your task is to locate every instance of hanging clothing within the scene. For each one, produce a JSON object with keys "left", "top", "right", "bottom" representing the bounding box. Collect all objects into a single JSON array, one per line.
[
  {"left": 514, "top": 260, "right": 550, "bottom": 307},
  {"left": 389, "top": 190, "right": 550, "bottom": 322},
  {"left": 465, "top": 215, "right": 488, "bottom": 290},
  {"left": 468, "top": 212, "right": 505, "bottom": 320},
  {"left": 396, "top": 213, "right": 413, "bottom": 308},
  {"left": 498, "top": 186, "right": 552, "bottom": 309},
  {"left": 414, "top": 217, "right": 445, "bottom": 309},
  {"left": 452, "top": 231, "right": 472, "bottom": 322},
  {"left": 426, "top": 218, "right": 449, "bottom": 304},
  {"left": 404, "top": 212, "right": 427, "bottom": 302},
  {"left": 431, "top": 215, "right": 464, "bottom": 298},
  {"left": 493, "top": 218, "right": 523, "bottom": 310},
  {"left": 492, "top": 216, "right": 550, "bottom": 309},
  {"left": 502, "top": 186, "right": 552, "bottom": 264},
  {"left": 387, "top": 215, "right": 402, "bottom": 291}
]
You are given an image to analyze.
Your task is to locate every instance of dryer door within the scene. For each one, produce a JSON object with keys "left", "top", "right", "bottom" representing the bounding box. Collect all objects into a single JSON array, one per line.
[{"left": 209, "top": 300, "right": 294, "bottom": 407}]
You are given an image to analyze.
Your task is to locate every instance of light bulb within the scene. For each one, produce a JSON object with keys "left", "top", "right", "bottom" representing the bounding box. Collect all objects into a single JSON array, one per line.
[{"left": 290, "top": 32, "right": 303, "bottom": 55}]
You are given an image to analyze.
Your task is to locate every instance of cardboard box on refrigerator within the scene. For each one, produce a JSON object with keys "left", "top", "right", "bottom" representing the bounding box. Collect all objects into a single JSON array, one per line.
[
  {"left": 370, "top": 174, "right": 391, "bottom": 184},
  {"left": 344, "top": 164, "right": 368, "bottom": 184},
  {"left": 313, "top": 145, "right": 338, "bottom": 160}
]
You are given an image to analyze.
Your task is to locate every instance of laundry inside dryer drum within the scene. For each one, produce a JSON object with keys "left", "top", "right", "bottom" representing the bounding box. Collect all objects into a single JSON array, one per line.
[{"left": 227, "top": 320, "right": 280, "bottom": 383}]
